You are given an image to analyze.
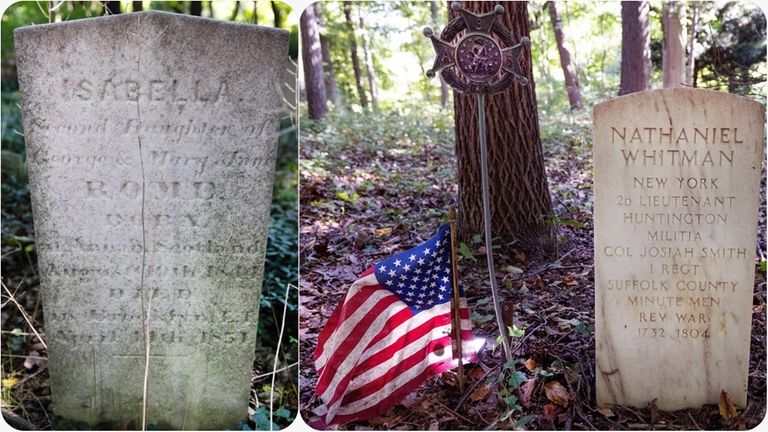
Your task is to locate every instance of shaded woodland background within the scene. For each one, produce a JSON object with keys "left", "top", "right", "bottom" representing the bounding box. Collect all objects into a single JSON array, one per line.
[
  {"left": 299, "top": 1, "right": 767, "bottom": 430},
  {"left": 1, "top": 1, "right": 298, "bottom": 429}
]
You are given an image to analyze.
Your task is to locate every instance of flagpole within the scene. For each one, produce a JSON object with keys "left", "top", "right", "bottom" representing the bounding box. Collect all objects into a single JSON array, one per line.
[
  {"left": 477, "top": 94, "right": 513, "bottom": 363},
  {"left": 448, "top": 207, "right": 465, "bottom": 393}
]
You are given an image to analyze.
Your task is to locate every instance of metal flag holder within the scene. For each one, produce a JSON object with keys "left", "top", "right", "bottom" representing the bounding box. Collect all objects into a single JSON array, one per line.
[{"left": 424, "top": 1, "right": 530, "bottom": 365}]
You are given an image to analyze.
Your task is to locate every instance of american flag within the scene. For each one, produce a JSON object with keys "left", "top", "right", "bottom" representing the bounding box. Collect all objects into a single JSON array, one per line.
[{"left": 312, "top": 224, "right": 478, "bottom": 426}]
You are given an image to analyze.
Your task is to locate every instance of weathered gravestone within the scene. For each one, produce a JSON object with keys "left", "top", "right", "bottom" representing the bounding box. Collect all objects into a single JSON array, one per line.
[
  {"left": 15, "top": 12, "right": 288, "bottom": 429},
  {"left": 594, "top": 88, "right": 764, "bottom": 410}
]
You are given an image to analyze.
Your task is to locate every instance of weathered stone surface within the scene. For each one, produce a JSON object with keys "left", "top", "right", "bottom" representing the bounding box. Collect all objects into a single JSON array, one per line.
[
  {"left": 14, "top": 12, "right": 288, "bottom": 429},
  {"left": 594, "top": 88, "right": 764, "bottom": 410}
]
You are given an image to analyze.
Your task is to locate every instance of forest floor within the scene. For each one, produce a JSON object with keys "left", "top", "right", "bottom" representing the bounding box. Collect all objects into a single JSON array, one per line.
[{"left": 298, "top": 109, "right": 767, "bottom": 430}]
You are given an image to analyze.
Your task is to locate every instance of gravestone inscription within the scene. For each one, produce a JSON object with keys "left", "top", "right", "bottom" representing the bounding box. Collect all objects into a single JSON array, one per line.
[
  {"left": 15, "top": 12, "right": 288, "bottom": 429},
  {"left": 594, "top": 88, "right": 764, "bottom": 409}
]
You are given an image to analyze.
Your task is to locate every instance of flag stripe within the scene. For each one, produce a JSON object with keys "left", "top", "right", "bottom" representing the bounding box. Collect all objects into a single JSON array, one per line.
[
  {"left": 331, "top": 349, "right": 455, "bottom": 421},
  {"left": 316, "top": 292, "right": 408, "bottom": 400},
  {"left": 325, "top": 334, "right": 453, "bottom": 421},
  {"left": 315, "top": 271, "right": 377, "bottom": 362},
  {"left": 347, "top": 324, "right": 453, "bottom": 394},
  {"left": 315, "top": 284, "right": 395, "bottom": 371},
  {"left": 316, "top": 304, "right": 414, "bottom": 405}
]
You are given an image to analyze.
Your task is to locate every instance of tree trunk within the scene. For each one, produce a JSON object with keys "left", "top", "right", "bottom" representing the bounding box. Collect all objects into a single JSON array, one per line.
[
  {"left": 430, "top": 1, "right": 450, "bottom": 107},
  {"left": 315, "top": 3, "right": 343, "bottom": 111},
  {"left": 190, "top": 1, "right": 202, "bottom": 16},
  {"left": 103, "top": 1, "right": 121, "bottom": 15},
  {"left": 300, "top": 4, "right": 329, "bottom": 119},
  {"left": 686, "top": 4, "right": 699, "bottom": 86},
  {"left": 358, "top": 6, "right": 378, "bottom": 109},
  {"left": 547, "top": 1, "right": 582, "bottom": 109},
  {"left": 272, "top": 1, "right": 284, "bottom": 28},
  {"left": 229, "top": 1, "right": 240, "bottom": 21},
  {"left": 132, "top": 1, "right": 143, "bottom": 12},
  {"left": 451, "top": 1, "right": 554, "bottom": 251},
  {"left": 662, "top": 2, "right": 685, "bottom": 88},
  {"left": 252, "top": 1, "right": 257, "bottom": 24},
  {"left": 343, "top": 3, "right": 368, "bottom": 108},
  {"left": 619, "top": 1, "right": 651, "bottom": 95}
]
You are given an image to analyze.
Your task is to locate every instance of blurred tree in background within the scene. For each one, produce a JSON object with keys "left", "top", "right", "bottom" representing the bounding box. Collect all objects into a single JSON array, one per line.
[{"left": 303, "top": 0, "right": 765, "bottom": 117}]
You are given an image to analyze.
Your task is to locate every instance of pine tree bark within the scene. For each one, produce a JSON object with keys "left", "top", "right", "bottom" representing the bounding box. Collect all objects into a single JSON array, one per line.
[
  {"left": 190, "top": 1, "right": 202, "bottom": 16},
  {"left": 103, "top": 1, "right": 121, "bottom": 15},
  {"left": 451, "top": 1, "right": 554, "bottom": 251},
  {"left": 430, "top": 1, "right": 450, "bottom": 107},
  {"left": 315, "top": 3, "right": 343, "bottom": 111},
  {"left": 358, "top": 7, "right": 378, "bottom": 109},
  {"left": 301, "top": 5, "right": 329, "bottom": 119},
  {"left": 619, "top": 1, "right": 651, "bottom": 95},
  {"left": 547, "top": 1, "right": 582, "bottom": 109},
  {"left": 343, "top": 3, "right": 368, "bottom": 108},
  {"left": 662, "top": 2, "right": 685, "bottom": 88},
  {"left": 132, "top": 1, "right": 143, "bottom": 12}
]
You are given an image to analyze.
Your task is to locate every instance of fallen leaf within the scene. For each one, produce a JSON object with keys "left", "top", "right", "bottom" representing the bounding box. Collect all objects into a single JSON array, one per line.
[
  {"left": 596, "top": 407, "right": 615, "bottom": 417},
  {"left": 399, "top": 392, "right": 420, "bottom": 407},
  {"left": 505, "top": 265, "right": 523, "bottom": 275},
  {"left": 470, "top": 367, "right": 486, "bottom": 379},
  {"left": 719, "top": 390, "right": 737, "bottom": 421},
  {"left": 544, "top": 381, "right": 570, "bottom": 407},
  {"left": 2, "top": 376, "right": 19, "bottom": 388},
  {"left": 514, "top": 249, "right": 526, "bottom": 263},
  {"left": 23, "top": 350, "right": 47, "bottom": 370},
  {"left": 518, "top": 376, "right": 539, "bottom": 408},
  {"left": 469, "top": 383, "right": 492, "bottom": 401},
  {"left": 524, "top": 358, "right": 539, "bottom": 371},
  {"left": 541, "top": 403, "right": 561, "bottom": 422},
  {"left": 649, "top": 398, "right": 658, "bottom": 424}
]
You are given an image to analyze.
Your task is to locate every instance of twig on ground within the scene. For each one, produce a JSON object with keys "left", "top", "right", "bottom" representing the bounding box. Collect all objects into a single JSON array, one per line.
[
  {"left": 270, "top": 283, "right": 295, "bottom": 430},
  {"left": 1, "top": 282, "right": 46, "bottom": 349},
  {"left": 455, "top": 363, "right": 499, "bottom": 411},
  {"left": 435, "top": 400, "right": 473, "bottom": 425},
  {"left": 687, "top": 411, "right": 703, "bottom": 430},
  {"left": 1, "top": 408, "right": 37, "bottom": 430},
  {"left": 252, "top": 362, "right": 299, "bottom": 381}
]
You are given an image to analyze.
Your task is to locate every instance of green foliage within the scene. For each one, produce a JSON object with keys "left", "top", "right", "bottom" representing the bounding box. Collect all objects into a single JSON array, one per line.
[
  {"left": 1, "top": 91, "right": 33, "bottom": 255},
  {"left": 241, "top": 407, "right": 280, "bottom": 430},
  {"left": 302, "top": 101, "right": 454, "bottom": 157},
  {"left": 240, "top": 405, "right": 295, "bottom": 430},
  {"left": 458, "top": 242, "right": 476, "bottom": 261},
  {"left": 259, "top": 116, "right": 298, "bottom": 362},
  {"left": 695, "top": 2, "right": 767, "bottom": 96},
  {"left": 318, "top": 1, "right": 448, "bottom": 110},
  {"left": 495, "top": 360, "right": 527, "bottom": 416}
]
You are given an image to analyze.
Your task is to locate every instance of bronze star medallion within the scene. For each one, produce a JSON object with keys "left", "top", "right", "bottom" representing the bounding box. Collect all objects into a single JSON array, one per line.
[{"left": 424, "top": 1, "right": 530, "bottom": 94}]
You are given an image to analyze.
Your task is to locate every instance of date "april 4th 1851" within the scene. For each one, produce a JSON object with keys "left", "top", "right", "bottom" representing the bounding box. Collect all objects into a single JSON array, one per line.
[{"left": 637, "top": 327, "right": 711, "bottom": 339}]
